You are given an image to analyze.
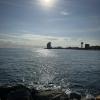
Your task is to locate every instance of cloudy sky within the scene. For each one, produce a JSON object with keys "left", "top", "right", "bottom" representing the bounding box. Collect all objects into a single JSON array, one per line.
[{"left": 0, "top": 0, "right": 100, "bottom": 48}]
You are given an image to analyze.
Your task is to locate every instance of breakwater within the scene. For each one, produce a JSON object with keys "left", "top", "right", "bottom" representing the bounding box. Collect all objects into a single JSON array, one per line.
[{"left": 0, "top": 84, "right": 100, "bottom": 100}]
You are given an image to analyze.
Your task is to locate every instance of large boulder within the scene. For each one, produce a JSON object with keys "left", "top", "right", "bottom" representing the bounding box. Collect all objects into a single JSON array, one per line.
[
  {"left": 0, "top": 85, "right": 37, "bottom": 100},
  {"left": 7, "top": 89, "right": 32, "bottom": 100},
  {"left": 0, "top": 86, "right": 11, "bottom": 100}
]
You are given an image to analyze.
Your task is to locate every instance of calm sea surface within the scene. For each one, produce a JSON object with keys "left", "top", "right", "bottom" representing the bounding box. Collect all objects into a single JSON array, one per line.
[{"left": 0, "top": 48, "right": 100, "bottom": 95}]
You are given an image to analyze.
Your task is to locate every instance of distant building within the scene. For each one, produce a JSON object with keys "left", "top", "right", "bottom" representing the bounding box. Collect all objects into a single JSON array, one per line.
[
  {"left": 81, "top": 42, "right": 84, "bottom": 48},
  {"left": 47, "top": 42, "right": 52, "bottom": 49},
  {"left": 85, "top": 44, "right": 90, "bottom": 49},
  {"left": 91, "top": 46, "right": 100, "bottom": 50}
]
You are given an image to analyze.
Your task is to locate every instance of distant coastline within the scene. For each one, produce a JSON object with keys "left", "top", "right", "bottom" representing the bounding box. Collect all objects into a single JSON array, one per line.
[{"left": 45, "top": 42, "right": 100, "bottom": 50}]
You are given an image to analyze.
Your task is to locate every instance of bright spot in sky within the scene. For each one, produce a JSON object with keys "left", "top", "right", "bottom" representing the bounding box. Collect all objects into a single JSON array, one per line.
[
  {"left": 40, "top": 0, "right": 54, "bottom": 8},
  {"left": 44, "top": 0, "right": 51, "bottom": 4}
]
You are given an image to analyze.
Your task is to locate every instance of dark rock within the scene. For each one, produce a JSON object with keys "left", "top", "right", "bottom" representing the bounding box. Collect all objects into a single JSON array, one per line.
[
  {"left": 68, "top": 92, "right": 81, "bottom": 100},
  {"left": 31, "top": 88, "right": 38, "bottom": 100},
  {"left": 52, "top": 94, "right": 62, "bottom": 100},
  {"left": 86, "top": 94, "right": 95, "bottom": 100},
  {"left": 96, "top": 95, "right": 100, "bottom": 100},
  {"left": 0, "top": 86, "right": 11, "bottom": 100},
  {"left": 51, "top": 94, "right": 68, "bottom": 100},
  {"left": 0, "top": 85, "right": 37, "bottom": 100},
  {"left": 7, "top": 89, "right": 32, "bottom": 100}
]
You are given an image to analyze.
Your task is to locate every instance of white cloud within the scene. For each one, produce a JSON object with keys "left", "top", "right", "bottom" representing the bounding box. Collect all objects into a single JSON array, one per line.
[
  {"left": 0, "top": 33, "right": 100, "bottom": 48},
  {"left": 0, "top": 33, "right": 70, "bottom": 48},
  {"left": 60, "top": 11, "right": 70, "bottom": 16},
  {"left": 20, "top": 34, "right": 69, "bottom": 46}
]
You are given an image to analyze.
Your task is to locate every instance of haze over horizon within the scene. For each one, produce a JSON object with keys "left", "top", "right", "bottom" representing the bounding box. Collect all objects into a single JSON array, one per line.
[{"left": 0, "top": 0, "right": 100, "bottom": 48}]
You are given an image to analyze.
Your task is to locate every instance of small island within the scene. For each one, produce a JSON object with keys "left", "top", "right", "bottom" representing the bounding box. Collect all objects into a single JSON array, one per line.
[{"left": 45, "top": 42, "right": 100, "bottom": 50}]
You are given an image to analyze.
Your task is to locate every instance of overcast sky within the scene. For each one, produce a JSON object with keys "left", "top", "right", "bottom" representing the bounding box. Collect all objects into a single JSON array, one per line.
[{"left": 0, "top": 0, "right": 100, "bottom": 48}]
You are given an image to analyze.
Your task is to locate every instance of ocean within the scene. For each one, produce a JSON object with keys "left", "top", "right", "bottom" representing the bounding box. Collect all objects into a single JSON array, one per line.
[{"left": 0, "top": 48, "right": 100, "bottom": 95}]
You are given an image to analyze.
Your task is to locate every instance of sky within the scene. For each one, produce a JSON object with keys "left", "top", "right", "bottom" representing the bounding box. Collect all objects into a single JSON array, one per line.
[{"left": 0, "top": 0, "right": 100, "bottom": 48}]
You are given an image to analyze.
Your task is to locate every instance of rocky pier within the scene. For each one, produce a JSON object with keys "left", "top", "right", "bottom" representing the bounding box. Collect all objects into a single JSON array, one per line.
[{"left": 0, "top": 84, "right": 100, "bottom": 100}]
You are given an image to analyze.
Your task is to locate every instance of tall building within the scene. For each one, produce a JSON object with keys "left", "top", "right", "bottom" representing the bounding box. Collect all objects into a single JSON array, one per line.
[
  {"left": 85, "top": 44, "right": 90, "bottom": 49},
  {"left": 81, "top": 42, "right": 84, "bottom": 48},
  {"left": 47, "top": 42, "right": 52, "bottom": 49}
]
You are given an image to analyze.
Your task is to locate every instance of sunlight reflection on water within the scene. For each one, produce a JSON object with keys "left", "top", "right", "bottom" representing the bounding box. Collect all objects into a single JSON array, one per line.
[
  {"left": 39, "top": 65, "right": 55, "bottom": 84},
  {"left": 35, "top": 49, "right": 57, "bottom": 57}
]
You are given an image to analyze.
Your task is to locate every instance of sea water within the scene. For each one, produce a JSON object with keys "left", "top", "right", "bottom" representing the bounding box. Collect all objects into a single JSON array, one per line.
[{"left": 0, "top": 48, "right": 100, "bottom": 95}]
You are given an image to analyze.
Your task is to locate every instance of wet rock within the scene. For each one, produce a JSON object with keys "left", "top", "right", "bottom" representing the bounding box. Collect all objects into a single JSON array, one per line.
[
  {"left": 52, "top": 94, "right": 62, "bottom": 100},
  {"left": 0, "top": 86, "right": 11, "bottom": 100},
  {"left": 86, "top": 94, "right": 95, "bottom": 100},
  {"left": 31, "top": 88, "right": 38, "bottom": 100},
  {"left": 96, "top": 95, "right": 100, "bottom": 100},
  {"left": 37, "top": 90, "right": 68, "bottom": 100},
  {"left": 0, "top": 85, "right": 37, "bottom": 100},
  {"left": 67, "top": 92, "right": 81, "bottom": 100},
  {"left": 7, "top": 88, "right": 32, "bottom": 100},
  {"left": 51, "top": 93, "right": 68, "bottom": 100},
  {"left": 36, "top": 90, "right": 62, "bottom": 100},
  {"left": 37, "top": 90, "right": 56, "bottom": 100}
]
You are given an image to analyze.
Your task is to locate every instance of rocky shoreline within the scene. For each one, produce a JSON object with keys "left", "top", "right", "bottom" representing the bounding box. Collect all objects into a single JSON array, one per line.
[{"left": 0, "top": 84, "right": 100, "bottom": 100}]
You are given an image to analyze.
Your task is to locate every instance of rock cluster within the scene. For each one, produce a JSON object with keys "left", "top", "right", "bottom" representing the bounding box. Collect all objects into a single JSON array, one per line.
[{"left": 0, "top": 85, "right": 99, "bottom": 100}]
